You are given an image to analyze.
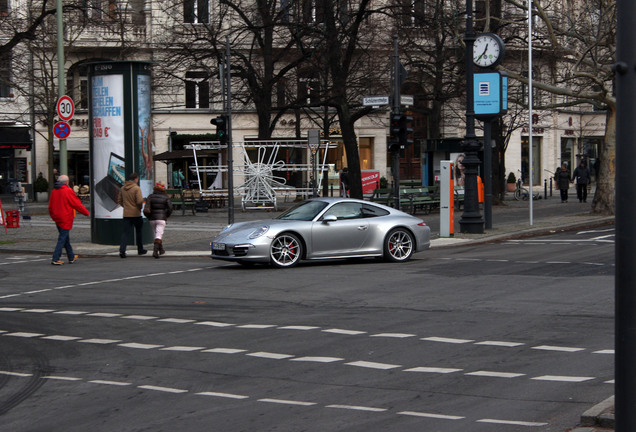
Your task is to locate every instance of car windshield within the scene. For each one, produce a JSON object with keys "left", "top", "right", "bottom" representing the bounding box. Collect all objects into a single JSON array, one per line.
[{"left": 276, "top": 200, "right": 329, "bottom": 221}]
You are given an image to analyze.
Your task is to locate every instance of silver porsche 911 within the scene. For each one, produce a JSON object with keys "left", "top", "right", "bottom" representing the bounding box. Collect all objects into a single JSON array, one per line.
[{"left": 210, "top": 198, "right": 430, "bottom": 267}]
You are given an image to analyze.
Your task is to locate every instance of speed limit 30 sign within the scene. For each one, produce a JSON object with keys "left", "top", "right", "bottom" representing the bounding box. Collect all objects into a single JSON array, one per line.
[{"left": 56, "top": 96, "right": 75, "bottom": 122}]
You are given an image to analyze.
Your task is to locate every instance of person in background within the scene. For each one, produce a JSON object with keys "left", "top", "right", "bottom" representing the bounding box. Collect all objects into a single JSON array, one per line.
[
  {"left": 172, "top": 168, "right": 185, "bottom": 189},
  {"left": 339, "top": 167, "right": 349, "bottom": 197},
  {"left": 554, "top": 163, "right": 571, "bottom": 203},
  {"left": 146, "top": 181, "right": 173, "bottom": 258},
  {"left": 48, "top": 174, "right": 90, "bottom": 265},
  {"left": 571, "top": 160, "right": 591, "bottom": 203},
  {"left": 118, "top": 172, "right": 147, "bottom": 258}
]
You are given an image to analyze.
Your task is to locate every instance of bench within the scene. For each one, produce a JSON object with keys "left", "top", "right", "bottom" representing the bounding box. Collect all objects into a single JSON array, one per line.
[
  {"left": 400, "top": 188, "right": 440, "bottom": 215},
  {"left": 370, "top": 188, "right": 393, "bottom": 206},
  {"left": 166, "top": 188, "right": 196, "bottom": 215}
]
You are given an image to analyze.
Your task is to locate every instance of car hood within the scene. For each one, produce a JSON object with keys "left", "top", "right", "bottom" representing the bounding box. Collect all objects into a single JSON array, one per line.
[{"left": 213, "top": 219, "right": 295, "bottom": 242}]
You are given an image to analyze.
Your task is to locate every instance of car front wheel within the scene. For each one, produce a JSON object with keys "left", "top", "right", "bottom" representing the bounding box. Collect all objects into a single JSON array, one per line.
[
  {"left": 270, "top": 233, "right": 303, "bottom": 268},
  {"left": 384, "top": 228, "right": 414, "bottom": 262}
]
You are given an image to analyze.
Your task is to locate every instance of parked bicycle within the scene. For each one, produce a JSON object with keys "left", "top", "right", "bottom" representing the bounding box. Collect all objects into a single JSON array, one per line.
[{"left": 514, "top": 177, "right": 541, "bottom": 201}]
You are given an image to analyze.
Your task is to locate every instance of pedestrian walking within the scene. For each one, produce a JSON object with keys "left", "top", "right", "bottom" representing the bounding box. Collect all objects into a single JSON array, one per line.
[
  {"left": 145, "top": 181, "right": 173, "bottom": 258},
  {"left": 554, "top": 164, "right": 571, "bottom": 203},
  {"left": 48, "top": 174, "right": 89, "bottom": 265},
  {"left": 571, "top": 160, "right": 591, "bottom": 203},
  {"left": 118, "top": 172, "right": 147, "bottom": 258},
  {"left": 339, "top": 167, "right": 349, "bottom": 197}
]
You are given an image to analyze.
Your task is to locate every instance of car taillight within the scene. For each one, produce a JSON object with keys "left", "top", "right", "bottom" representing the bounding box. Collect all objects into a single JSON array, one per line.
[{"left": 417, "top": 222, "right": 427, "bottom": 226}]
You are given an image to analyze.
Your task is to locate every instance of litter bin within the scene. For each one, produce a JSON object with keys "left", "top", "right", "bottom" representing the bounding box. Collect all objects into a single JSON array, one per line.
[{"left": 5, "top": 211, "right": 20, "bottom": 228}]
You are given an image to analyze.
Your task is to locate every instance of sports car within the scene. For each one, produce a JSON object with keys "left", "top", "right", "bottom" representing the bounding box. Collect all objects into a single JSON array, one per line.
[{"left": 210, "top": 197, "right": 430, "bottom": 267}]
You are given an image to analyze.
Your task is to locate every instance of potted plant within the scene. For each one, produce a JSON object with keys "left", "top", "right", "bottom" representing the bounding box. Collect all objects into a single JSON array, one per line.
[
  {"left": 506, "top": 172, "right": 517, "bottom": 192},
  {"left": 34, "top": 173, "right": 49, "bottom": 202}
]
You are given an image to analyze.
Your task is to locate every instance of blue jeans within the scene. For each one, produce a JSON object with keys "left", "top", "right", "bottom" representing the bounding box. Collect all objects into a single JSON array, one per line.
[
  {"left": 52, "top": 226, "right": 74, "bottom": 262},
  {"left": 120, "top": 217, "right": 145, "bottom": 254}
]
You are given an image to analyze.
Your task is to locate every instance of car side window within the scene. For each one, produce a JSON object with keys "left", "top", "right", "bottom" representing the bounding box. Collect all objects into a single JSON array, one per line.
[
  {"left": 324, "top": 202, "right": 363, "bottom": 220},
  {"left": 361, "top": 203, "right": 390, "bottom": 218}
]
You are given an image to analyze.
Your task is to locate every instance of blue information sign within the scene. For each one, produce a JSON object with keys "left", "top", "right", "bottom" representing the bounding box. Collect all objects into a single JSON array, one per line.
[{"left": 474, "top": 71, "right": 508, "bottom": 119}]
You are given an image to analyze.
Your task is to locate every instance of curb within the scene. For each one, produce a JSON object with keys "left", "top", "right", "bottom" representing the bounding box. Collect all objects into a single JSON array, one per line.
[{"left": 580, "top": 396, "right": 615, "bottom": 429}]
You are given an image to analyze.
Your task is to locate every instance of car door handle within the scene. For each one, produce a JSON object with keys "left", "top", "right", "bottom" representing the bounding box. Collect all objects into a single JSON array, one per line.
[{"left": 357, "top": 226, "right": 368, "bottom": 231}]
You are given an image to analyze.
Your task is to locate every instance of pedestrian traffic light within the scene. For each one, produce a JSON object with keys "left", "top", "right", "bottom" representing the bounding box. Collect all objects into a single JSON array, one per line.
[
  {"left": 389, "top": 113, "right": 402, "bottom": 152},
  {"left": 211, "top": 115, "right": 227, "bottom": 143},
  {"left": 399, "top": 114, "right": 413, "bottom": 148}
]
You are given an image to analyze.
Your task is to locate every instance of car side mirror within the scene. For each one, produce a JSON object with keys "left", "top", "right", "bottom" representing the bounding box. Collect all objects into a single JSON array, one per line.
[{"left": 323, "top": 214, "right": 337, "bottom": 223}]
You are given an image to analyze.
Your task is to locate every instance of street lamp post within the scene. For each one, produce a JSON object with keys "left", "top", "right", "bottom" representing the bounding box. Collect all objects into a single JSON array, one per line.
[{"left": 460, "top": 0, "right": 485, "bottom": 234}]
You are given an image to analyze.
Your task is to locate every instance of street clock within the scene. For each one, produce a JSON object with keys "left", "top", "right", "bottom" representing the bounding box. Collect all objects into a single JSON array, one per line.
[{"left": 473, "top": 33, "right": 505, "bottom": 68}]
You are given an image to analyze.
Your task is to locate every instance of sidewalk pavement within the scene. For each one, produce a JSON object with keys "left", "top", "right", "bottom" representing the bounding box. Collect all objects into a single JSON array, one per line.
[{"left": 0, "top": 191, "right": 616, "bottom": 431}]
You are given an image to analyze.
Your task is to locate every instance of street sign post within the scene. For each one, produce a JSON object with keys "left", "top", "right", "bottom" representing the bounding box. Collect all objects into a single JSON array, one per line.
[
  {"left": 363, "top": 96, "right": 389, "bottom": 106},
  {"left": 56, "top": 95, "right": 75, "bottom": 121},
  {"left": 53, "top": 121, "right": 71, "bottom": 139}
]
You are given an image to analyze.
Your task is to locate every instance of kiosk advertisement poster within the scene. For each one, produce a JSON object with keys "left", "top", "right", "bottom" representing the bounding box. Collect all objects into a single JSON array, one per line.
[
  {"left": 137, "top": 74, "right": 153, "bottom": 198},
  {"left": 92, "top": 73, "right": 125, "bottom": 219}
]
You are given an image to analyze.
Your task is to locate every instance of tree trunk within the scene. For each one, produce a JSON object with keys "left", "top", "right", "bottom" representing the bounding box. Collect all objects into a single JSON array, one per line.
[
  {"left": 592, "top": 107, "right": 616, "bottom": 215},
  {"left": 336, "top": 104, "right": 362, "bottom": 199}
]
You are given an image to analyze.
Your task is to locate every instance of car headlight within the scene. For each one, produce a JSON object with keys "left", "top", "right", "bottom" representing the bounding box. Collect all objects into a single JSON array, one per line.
[{"left": 248, "top": 225, "right": 270, "bottom": 239}]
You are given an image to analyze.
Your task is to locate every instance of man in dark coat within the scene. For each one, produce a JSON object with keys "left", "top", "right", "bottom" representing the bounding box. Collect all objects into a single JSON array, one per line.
[
  {"left": 48, "top": 175, "right": 90, "bottom": 265},
  {"left": 118, "top": 172, "right": 147, "bottom": 258},
  {"left": 571, "top": 160, "right": 591, "bottom": 203},
  {"left": 555, "top": 164, "right": 571, "bottom": 203}
]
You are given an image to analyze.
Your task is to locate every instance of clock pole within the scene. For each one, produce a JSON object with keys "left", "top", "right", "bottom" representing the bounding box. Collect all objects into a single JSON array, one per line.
[{"left": 460, "top": 0, "right": 485, "bottom": 234}]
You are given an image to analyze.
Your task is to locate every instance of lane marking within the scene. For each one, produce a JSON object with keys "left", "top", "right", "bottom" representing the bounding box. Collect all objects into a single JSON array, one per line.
[
  {"left": 532, "top": 345, "right": 585, "bottom": 353},
  {"left": 466, "top": 371, "right": 525, "bottom": 379},
  {"left": 474, "top": 341, "right": 525, "bottom": 347},
  {"left": 422, "top": 336, "right": 474, "bottom": 344},
  {"left": 326, "top": 404, "right": 387, "bottom": 412},
  {"left": 41, "top": 335, "right": 82, "bottom": 341},
  {"left": 290, "top": 356, "right": 344, "bottom": 363},
  {"left": 246, "top": 352, "right": 294, "bottom": 360},
  {"left": 531, "top": 375, "right": 595, "bottom": 383},
  {"left": 0, "top": 371, "right": 33, "bottom": 377},
  {"left": 238, "top": 324, "right": 277, "bottom": 329},
  {"left": 160, "top": 346, "right": 206, "bottom": 352},
  {"left": 197, "top": 391, "right": 249, "bottom": 399},
  {"left": 121, "top": 315, "right": 158, "bottom": 321},
  {"left": 321, "top": 328, "right": 367, "bottom": 335},
  {"left": 398, "top": 411, "right": 464, "bottom": 420},
  {"left": 195, "top": 321, "right": 235, "bottom": 327},
  {"left": 345, "top": 361, "right": 401, "bottom": 370},
  {"left": 202, "top": 348, "right": 247, "bottom": 354},
  {"left": 258, "top": 398, "right": 316, "bottom": 406},
  {"left": 370, "top": 333, "right": 416, "bottom": 338},
  {"left": 594, "top": 349, "right": 615, "bottom": 354},
  {"left": 277, "top": 326, "right": 320, "bottom": 331},
  {"left": 43, "top": 376, "right": 82, "bottom": 381},
  {"left": 21, "top": 308, "right": 55, "bottom": 313},
  {"left": 3, "top": 332, "right": 44, "bottom": 338},
  {"left": 403, "top": 367, "right": 463, "bottom": 374},
  {"left": 87, "top": 313, "right": 123, "bottom": 318},
  {"left": 54, "top": 310, "right": 89, "bottom": 315},
  {"left": 0, "top": 307, "right": 24, "bottom": 312},
  {"left": 118, "top": 342, "right": 164, "bottom": 350},
  {"left": 138, "top": 385, "right": 188, "bottom": 393},
  {"left": 77, "top": 338, "right": 121, "bottom": 344},
  {"left": 477, "top": 419, "right": 548, "bottom": 427},
  {"left": 89, "top": 380, "right": 131, "bottom": 386},
  {"left": 159, "top": 318, "right": 196, "bottom": 324}
]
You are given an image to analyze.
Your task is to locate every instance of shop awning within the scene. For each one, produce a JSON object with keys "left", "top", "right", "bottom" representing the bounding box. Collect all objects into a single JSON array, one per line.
[
  {"left": 0, "top": 127, "right": 32, "bottom": 150},
  {"left": 153, "top": 149, "right": 219, "bottom": 161}
]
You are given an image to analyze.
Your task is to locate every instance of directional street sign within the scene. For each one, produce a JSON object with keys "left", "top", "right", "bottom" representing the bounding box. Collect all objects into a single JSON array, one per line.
[
  {"left": 363, "top": 96, "right": 389, "bottom": 106},
  {"left": 400, "top": 95, "right": 414, "bottom": 106},
  {"left": 53, "top": 121, "right": 71, "bottom": 139},
  {"left": 56, "top": 96, "right": 75, "bottom": 122}
]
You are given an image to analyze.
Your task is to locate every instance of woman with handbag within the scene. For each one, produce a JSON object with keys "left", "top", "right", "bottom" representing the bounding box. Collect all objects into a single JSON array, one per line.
[{"left": 145, "top": 181, "right": 173, "bottom": 258}]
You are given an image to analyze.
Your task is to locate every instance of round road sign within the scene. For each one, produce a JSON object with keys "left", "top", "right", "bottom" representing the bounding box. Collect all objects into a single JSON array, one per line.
[
  {"left": 53, "top": 121, "right": 71, "bottom": 139},
  {"left": 56, "top": 96, "right": 75, "bottom": 121}
]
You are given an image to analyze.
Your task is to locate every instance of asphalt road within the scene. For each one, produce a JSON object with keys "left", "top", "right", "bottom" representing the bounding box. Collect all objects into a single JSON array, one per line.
[{"left": 0, "top": 225, "right": 614, "bottom": 431}]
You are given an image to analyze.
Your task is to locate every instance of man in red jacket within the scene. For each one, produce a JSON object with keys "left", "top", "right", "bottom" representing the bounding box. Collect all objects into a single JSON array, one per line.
[{"left": 48, "top": 174, "right": 90, "bottom": 265}]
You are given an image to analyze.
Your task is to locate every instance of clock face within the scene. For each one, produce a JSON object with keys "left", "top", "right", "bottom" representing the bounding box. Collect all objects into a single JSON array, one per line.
[{"left": 473, "top": 33, "right": 504, "bottom": 68}]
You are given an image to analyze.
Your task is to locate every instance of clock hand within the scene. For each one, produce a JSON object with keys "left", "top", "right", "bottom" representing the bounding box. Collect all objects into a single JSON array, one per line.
[{"left": 477, "top": 44, "right": 489, "bottom": 61}]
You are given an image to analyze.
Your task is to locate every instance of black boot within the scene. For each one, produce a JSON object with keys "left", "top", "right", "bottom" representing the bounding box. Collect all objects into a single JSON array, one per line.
[
  {"left": 153, "top": 240, "right": 160, "bottom": 259},
  {"left": 158, "top": 239, "right": 165, "bottom": 255}
]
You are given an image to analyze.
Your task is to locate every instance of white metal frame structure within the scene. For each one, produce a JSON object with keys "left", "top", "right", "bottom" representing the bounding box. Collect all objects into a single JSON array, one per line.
[{"left": 185, "top": 139, "right": 337, "bottom": 211}]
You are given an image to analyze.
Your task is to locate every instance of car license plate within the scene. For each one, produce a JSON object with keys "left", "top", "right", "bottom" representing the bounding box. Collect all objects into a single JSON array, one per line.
[{"left": 213, "top": 242, "right": 226, "bottom": 251}]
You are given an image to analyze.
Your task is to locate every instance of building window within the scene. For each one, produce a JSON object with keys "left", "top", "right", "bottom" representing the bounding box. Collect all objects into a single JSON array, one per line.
[
  {"left": 184, "top": 0, "right": 209, "bottom": 23},
  {"left": 0, "top": 0, "right": 9, "bottom": 16},
  {"left": 0, "top": 53, "right": 11, "bottom": 98},
  {"left": 402, "top": 0, "right": 425, "bottom": 27},
  {"left": 298, "top": 73, "right": 320, "bottom": 105},
  {"left": 185, "top": 71, "right": 210, "bottom": 108}
]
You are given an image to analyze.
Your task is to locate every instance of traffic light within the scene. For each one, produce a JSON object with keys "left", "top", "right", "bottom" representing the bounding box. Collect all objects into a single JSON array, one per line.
[
  {"left": 388, "top": 113, "right": 402, "bottom": 152},
  {"left": 211, "top": 115, "right": 227, "bottom": 143},
  {"left": 399, "top": 114, "right": 413, "bottom": 148}
]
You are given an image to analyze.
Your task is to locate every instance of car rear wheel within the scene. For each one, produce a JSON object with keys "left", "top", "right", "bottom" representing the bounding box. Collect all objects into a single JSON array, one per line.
[
  {"left": 270, "top": 233, "right": 302, "bottom": 268},
  {"left": 384, "top": 228, "right": 414, "bottom": 262}
]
